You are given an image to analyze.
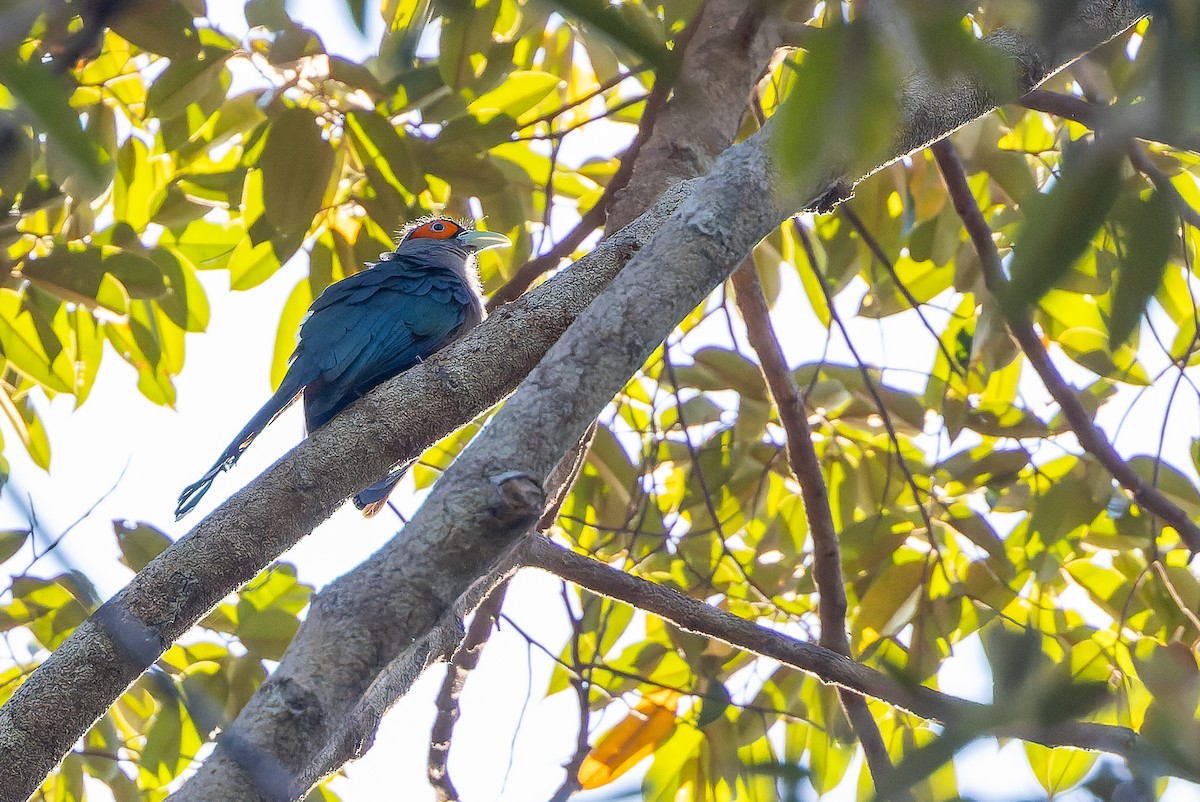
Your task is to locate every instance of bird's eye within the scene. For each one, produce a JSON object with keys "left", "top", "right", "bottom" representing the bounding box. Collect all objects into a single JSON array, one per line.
[{"left": 431, "top": 222, "right": 445, "bottom": 231}]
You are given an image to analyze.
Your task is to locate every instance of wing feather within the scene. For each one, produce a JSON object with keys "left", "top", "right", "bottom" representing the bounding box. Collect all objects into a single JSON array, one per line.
[{"left": 295, "top": 266, "right": 470, "bottom": 430}]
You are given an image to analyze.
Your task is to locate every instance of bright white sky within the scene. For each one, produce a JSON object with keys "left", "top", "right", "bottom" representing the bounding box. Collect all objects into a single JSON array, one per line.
[{"left": 2, "top": 1, "right": 1198, "bottom": 800}]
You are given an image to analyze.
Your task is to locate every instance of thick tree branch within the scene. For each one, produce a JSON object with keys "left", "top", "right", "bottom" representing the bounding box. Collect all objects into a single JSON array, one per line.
[
  {"left": 731, "top": 264, "right": 903, "bottom": 796},
  {"left": 930, "top": 138, "right": 1200, "bottom": 552},
  {"left": 0, "top": 3, "right": 1148, "bottom": 798},
  {"left": 172, "top": 5, "right": 786, "bottom": 800},
  {"left": 604, "top": 0, "right": 785, "bottom": 232},
  {"left": 0, "top": 189, "right": 686, "bottom": 802},
  {"left": 488, "top": 0, "right": 772, "bottom": 308}
]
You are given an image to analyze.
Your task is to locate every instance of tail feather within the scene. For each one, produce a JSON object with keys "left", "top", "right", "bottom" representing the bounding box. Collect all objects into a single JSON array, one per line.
[
  {"left": 175, "top": 379, "right": 304, "bottom": 520},
  {"left": 353, "top": 461, "right": 414, "bottom": 518}
]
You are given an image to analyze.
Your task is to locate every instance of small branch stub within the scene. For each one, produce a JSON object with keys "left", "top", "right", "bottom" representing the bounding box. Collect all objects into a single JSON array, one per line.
[{"left": 488, "top": 472, "right": 546, "bottom": 531}]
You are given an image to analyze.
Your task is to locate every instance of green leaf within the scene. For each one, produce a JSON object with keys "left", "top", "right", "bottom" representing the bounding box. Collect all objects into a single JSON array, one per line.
[
  {"left": 150, "top": 247, "right": 210, "bottom": 332},
  {"left": 871, "top": 726, "right": 975, "bottom": 802},
  {"left": 344, "top": 0, "right": 368, "bottom": 32},
  {"left": 438, "top": 0, "right": 502, "bottom": 90},
  {"left": 21, "top": 247, "right": 167, "bottom": 314},
  {"left": 0, "top": 393, "right": 51, "bottom": 470},
  {"left": 246, "top": 0, "right": 292, "bottom": 29},
  {"left": 0, "top": 290, "right": 73, "bottom": 392},
  {"left": 776, "top": 21, "right": 897, "bottom": 190},
  {"left": 176, "top": 91, "right": 268, "bottom": 165},
  {"left": 1005, "top": 142, "right": 1125, "bottom": 318},
  {"left": 110, "top": 1, "right": 203, "bottom": 60},
  {"left": 160, "top": 218, "right": 245, "bottom": 269},
  {"left": 854, "top": 557, "right": 925, "bottom": 646},
  {"left": 467, "top": 71, "right": 562, "bottom": 123},
  {"left": 256, "top": 106, "right": 335, "bottom": 240},
  {"left": 272, "top": 278, "right": 314, "bottom": 389},
  {"left": 227, "top": 233, "right": 283, "bottom": 291},
  {"left": 344, "top": 109, "right": 426, "bottom": 194},
  {"left": 548, "top": 0, "right": 671, "bottom": 72},
  {"left": 145, "top": 46, "right": 230, "bottom": 122},
  {"left": 115, "top": 521, "right": 172, "bottom": 572},
  {"left": 0, "top": 55, "right": 105, "bottom": 191},
  {"left": 381, "top": 0, "right": 434, "bottom": 71},
  {"left": 0, "top": 529, "right": 30, "bottom": 565},
  {"left": 807, "top": 726, "right": 853, "bottom": 794},
  {"left": 236, "top": 564, "right": 311, "bottom": 659},
  {"left": 139, "top": 697, "right": 202, "bottom": 789},
  {"left": 1109, "top": 189, "right": 1175, "bottom": 347}
]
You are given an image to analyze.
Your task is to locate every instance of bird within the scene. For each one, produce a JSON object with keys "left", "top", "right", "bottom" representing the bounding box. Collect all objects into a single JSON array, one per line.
[{"left": 174, "top": 217, "right": 510, "bottom": 520}]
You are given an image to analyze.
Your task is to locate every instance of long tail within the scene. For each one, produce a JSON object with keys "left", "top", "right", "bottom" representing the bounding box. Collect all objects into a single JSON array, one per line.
[
  {"left": 175, "top": 377, "right": 305, "bottom": 520},
  {"left": 353, "top": 461, "right": 414, "bottom": 518}
]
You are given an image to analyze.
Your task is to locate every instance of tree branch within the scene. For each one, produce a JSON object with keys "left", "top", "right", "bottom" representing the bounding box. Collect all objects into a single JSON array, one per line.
[
  {"left": 1019, "top": 88, "right": 1200, "bottom": 154},
  {"left": 731, "top": 263, "right": 904, "bottom": 797},
  {"left": 1126, "top": 141, "right": 1200, "bottom": 230},
  {"left": 930, "top": 138, "right": 1200, "bottom": 552},
  {"left": 485, "top": 200, "right": 609, "bottom": 311},
  {"left": 0, "top": 3, "right": 1149, "bottom": 798},
  {"left": 488, "top": 0, "right": 781, "bottom": 308},
  {"left": 523, "top": 538, "right": 1182, "bottom": 771},
  {"left": 427, "top": 582, "right": 510, "bottom": 802},
  {"left": 604, "top": 0, "right": 785, "bottom": 232}
]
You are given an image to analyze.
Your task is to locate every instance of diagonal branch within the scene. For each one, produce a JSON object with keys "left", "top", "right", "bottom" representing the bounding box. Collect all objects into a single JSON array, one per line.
[
  {"left": 1019, "top": 88, "right": 1200, "bottom": 154},
  {"left": 522, "top": 538, "right": 1187, "bottom": 772},
  {"left": 930, "top": 138, "right": 1200, "bottom": 552}
]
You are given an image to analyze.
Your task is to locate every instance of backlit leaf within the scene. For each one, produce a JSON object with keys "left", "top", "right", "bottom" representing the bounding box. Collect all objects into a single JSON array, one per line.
[
  {"left": 0, "top": 55, "right": 104, "bottom": 190},
  {"left": 578, "top": 689, "right": 680, "bottom": 790},
  {"left": 1005, "top": 141, "right": 1124, "bottom": 319},
  {"left": 256, "top": 106, "right": 335, "bottom": 240},
  {"left": 1109, "top": 189, "right": 1175, "bottom": 347},
  {"left": 115, "top": 521, "right": 172, "bottom": 573}
]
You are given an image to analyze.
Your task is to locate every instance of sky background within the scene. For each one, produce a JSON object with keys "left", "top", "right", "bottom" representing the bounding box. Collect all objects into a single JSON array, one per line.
[{"left": 1, "top": 1, "right": 1197, "bottom": 800}]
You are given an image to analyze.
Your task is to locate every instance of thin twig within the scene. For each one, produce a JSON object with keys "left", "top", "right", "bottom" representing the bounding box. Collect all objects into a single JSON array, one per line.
[
  {"left": 486, "top": 204, "right": 605, "bottom": 310},
  {"left": 547, "top": 585, "right": 592, "bottom": 802},
  {"left": 1019, "top": 89, "right": 1200, "bottom": 154},
  {"left": 486, "top": 66, "right": 674, "bottom": 309},
  {"left": 511, "top": 95, "right": 650, "bottom": 142},
  {"left": 1126, "top": 141, "right": 1200, "bottom": 230},
  {"left": 730, "top": 262, "right": 905, "bottom": 798},
  {"left": 930, "top": 138, "right": 1200, "bottom": 552},
  {"left": 793, "top": 220, "right": 942, "bottom": 551},
  {"left": 427, "top": 582, "right": 510, "bottom": 801},
  {"left": 522, "top": 66, "right": 650, "bottom": 129},
  {"left": 1019, "top": 90, "right": 1200, "bottom": 228},
  {"left": 839, "top": 206, "right": 966, "bottom": 378}
]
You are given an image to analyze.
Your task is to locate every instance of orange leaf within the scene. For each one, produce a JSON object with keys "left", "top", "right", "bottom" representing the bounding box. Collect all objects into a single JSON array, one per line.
[{"left": 577, "top": 689, "right": 680, "bottom": 790}]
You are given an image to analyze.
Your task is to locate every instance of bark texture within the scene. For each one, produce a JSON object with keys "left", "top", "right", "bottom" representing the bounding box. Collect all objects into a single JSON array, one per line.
[
  {"left": 605, "top": 0, "right": 784, "bottom": 231},
  {"left": 0, "top": 2, "right": 1145, "bottom": 799}
]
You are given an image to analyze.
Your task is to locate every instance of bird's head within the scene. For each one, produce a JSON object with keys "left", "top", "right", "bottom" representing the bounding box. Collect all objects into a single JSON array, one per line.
[{"left": 393, "top": 217, "right": 511, "bottom": 257}]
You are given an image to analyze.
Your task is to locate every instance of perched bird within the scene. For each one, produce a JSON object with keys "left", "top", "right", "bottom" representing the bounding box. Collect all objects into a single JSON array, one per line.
[{"left": 175, "top": 217, "right": 510, "bottom": 520}]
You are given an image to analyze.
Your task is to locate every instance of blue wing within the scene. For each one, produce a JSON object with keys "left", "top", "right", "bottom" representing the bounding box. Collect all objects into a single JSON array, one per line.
[{"left": 295, "top": 265, "right": 473, "bottom": 430}]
